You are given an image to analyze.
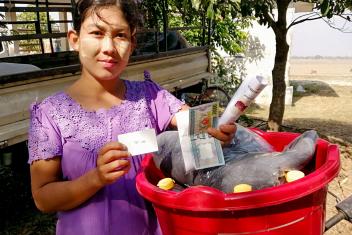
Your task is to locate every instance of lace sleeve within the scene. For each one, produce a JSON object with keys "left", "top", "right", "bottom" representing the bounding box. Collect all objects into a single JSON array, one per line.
[
  {"left": 144, "top": 78, "right": 185, "bottom": 133},
  {"left": 27, "top": 101, "right": 62, "bottom": 164}
]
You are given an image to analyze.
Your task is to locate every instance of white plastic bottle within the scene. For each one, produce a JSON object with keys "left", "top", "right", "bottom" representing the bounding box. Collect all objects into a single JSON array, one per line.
[{"left": 217, "top": 75, "right": 268, "bottom": 127}]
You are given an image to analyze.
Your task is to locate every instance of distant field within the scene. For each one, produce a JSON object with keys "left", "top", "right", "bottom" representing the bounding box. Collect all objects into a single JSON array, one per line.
[
  {"left": 289, "top": 58, "right": 352, "bottom": 78},
  {"left": 250, "top": 57, "right": 352, "bottom": 143}
]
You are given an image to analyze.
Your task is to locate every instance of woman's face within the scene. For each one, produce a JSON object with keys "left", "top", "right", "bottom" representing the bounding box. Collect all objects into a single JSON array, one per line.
[{"left": 74, "top": 6, "right": 133, "bottom": 81}]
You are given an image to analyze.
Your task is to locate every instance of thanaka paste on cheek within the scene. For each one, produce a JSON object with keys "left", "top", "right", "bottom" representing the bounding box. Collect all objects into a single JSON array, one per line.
[
  {"left": 115, "top": 41, "right": 131, "bottom": 62},
  {"left": 79, "top": 37, "right": 100, "bottom": 59}
]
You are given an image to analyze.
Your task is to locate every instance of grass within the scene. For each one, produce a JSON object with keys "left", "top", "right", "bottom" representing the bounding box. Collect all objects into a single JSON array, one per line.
[{"left": 2, "top": 211, "right": 56, "bottom": 235}]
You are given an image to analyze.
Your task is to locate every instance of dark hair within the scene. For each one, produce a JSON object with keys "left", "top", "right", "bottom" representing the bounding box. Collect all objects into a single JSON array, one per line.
[{"left": 73, "top": 0, "right": 142, "bottom": 34}]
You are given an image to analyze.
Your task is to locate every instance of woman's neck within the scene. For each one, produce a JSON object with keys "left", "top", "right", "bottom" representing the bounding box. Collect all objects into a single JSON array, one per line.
[{"left": 66, "top": 72, "right": 126, "bottom": 110}]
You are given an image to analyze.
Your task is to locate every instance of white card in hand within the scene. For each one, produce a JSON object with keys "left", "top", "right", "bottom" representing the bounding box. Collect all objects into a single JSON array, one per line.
[{"left": 117, "top": 129, "right": 158, "bottom": 156}]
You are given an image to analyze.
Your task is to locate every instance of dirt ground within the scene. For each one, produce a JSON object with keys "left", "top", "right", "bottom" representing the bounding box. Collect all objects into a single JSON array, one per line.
[{"left": 246, "top": 58, "right": 352, "bottom": 234}]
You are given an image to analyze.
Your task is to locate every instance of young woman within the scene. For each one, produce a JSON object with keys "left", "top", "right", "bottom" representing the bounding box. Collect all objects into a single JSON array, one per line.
[{"left": 28, "top": 0, "right": 236, "bottom": 234}]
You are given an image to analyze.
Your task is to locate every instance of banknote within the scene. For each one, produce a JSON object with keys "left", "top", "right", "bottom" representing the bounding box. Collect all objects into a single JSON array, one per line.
[
  {"left": 190, "top": 133, "right": 225, "bottom": 170},
  {"left": 188, "top": 102, "right": 225, "bottom": 169},
  {"left": 189, "top": 102, "right": 219, "bottom": 136}
]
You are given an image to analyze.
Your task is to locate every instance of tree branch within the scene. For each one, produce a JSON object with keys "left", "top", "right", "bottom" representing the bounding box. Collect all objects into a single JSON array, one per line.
[
  {"left": 289, "top": 12, "right": 317, "bottom": 25},
  {"left": 263, "top": 8, "right": 277, "bottom": 31},
  {"left": 288, "top": 13, "right": 324, "bottom": 30},
  {"left": 337, "top": 13, "right": 352, "bottom": 22},
  {"left": 262, "top": 0, "right": 276, "bottom": 22},
  {"left": 322, "top": 16, "right": 352, "bottom": 33}
]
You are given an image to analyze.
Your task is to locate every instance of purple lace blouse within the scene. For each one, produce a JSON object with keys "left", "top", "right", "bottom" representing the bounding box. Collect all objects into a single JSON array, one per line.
[{"left": 28, "top": 78, "right": 184, "bottom": 235}]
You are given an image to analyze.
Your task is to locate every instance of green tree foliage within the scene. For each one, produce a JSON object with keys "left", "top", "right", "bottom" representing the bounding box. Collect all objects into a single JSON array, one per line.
[
  {"left": 139, "top": 0, "right": 252, "bottom": 90},
  {"left": 182, "top": 0, "right": 252, "bottom": 89}
]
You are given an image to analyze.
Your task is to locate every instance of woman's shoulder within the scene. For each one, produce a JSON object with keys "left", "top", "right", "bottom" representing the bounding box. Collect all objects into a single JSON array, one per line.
[
  {"left": 124, "top": 77, "right": 159, "bottom": 88},
  {"left": 30, "top": 91, "right": 73, "bottom": 114},
  {"left": 124, "top": 71, "right": 160, "bottom": 89},
  {"left": 124, "top": 78, "right": 162, "bottom": 98}
]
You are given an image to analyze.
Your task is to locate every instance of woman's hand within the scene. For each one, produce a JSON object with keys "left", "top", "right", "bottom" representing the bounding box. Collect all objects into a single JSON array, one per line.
[
  {"left": 207, "top": 124, "right": 236, "bottom": 146},
  {"left": 96, "top": 142, "right": 131, "bottom": 186}
]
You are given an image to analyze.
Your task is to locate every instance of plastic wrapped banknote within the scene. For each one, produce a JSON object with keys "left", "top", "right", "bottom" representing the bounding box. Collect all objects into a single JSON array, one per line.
[{"left": 176, "top": 102, "right": 224, "bottom": 172}]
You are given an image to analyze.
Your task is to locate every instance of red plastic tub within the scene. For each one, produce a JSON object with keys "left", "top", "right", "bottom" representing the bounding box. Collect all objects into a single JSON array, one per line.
[{"left": 136, "top": 131, "right": 340, "bottom": 235}]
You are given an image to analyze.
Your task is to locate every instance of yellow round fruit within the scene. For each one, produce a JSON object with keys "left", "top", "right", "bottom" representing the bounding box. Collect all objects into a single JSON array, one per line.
[
  {"left": 157, "top": 178, "right": 175, "bottom": 190},
  {"left": 233, "top": 183, "right": 252, "bottom": 193},
  {"left": 285, "top": 170, "right": 305, "bottom": 183}
]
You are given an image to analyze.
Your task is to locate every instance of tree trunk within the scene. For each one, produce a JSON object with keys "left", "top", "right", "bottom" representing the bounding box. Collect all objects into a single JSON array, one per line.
[
  {"left": 268, "top": 32, "right": 289, "bottom": 131},
  {"left": 268, "top": 1, "right": 290, "bottom": 132}
]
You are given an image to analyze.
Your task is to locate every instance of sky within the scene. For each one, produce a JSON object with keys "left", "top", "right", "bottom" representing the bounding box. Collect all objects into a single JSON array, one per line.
[{"left": 289, "top": 13, "right": 352, "bottom": 57}]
